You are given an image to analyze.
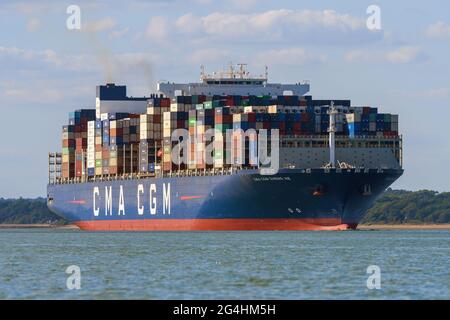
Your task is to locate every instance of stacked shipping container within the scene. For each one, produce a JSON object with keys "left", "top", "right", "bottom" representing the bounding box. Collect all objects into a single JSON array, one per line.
[
  {"left": 62, "top": 109, "right": 95, "bottom": 179},
  {"left": 59, "top": 95, "right": 399, "bottom": 179}
]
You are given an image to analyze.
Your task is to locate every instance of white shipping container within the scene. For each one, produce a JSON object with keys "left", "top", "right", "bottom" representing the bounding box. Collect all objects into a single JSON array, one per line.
[
  {"left": 147, "top": 107, "right": 159, "bottom": 115},
  {"left": 163, "top": 121, "right": 171, "bottom": 129},
  {"left": 244, "top": 106, "right": 254, "bottom": 113},
  {"left": 346, "top": 113, "right": 361, "bottom": 122},
  {"left": 268, "top": 105, "right": 284, "bottom": 114},
  {"left": 163, "top": 111, "right": 171, "bottom": 121},
  {"left": 170, "top": 103, "right": 185, "bottom": 112},
  {"left": 87, "top": 159, "right": 95, "bottom": 167},
  {"left": 88, "top": 121, "right": 95, "bottom": 129},
  {"left": 163, "top": 128, "right": 171, "bottom": 137}
]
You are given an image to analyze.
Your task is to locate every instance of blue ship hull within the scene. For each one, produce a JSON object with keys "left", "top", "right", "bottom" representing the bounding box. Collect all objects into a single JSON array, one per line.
[{"left": 47, "top": 168, "right": 403, "bottom": 231}]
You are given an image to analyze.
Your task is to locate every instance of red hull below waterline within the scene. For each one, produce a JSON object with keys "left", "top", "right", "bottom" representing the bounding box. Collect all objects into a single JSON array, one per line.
[{"left": 74, "top": 218, "right": 356, "bottom": 231}]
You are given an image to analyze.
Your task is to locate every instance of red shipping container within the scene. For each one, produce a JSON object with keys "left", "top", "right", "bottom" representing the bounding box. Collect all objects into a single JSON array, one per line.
[
  {"left": 62, "top": 139, "right": 75, "bottom": 148},
  {"left": 161, "top": 98, "right": 170, "bottom": 108},
  {"left": 177, "top": 120, "right": 186, "bottom": 128},
  {"left": 247, "top": 112, "right": 256, "bottom": 123},
  {"left": 75, "top": 161, "right": 83, "bottom": 177},
  {"left": 153, "top": 114, "right": 162, "bottom": 123},
  {"left": 75, "top": 138, "right": 87, "bottom": 148},
  {"left": 302, "top": 114, "right": 310, "bottom": 122}
]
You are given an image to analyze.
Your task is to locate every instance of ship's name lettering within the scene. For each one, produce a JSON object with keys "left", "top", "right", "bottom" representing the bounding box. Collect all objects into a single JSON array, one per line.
[
  {"left": 253, "top": 177, "right": 291, "bottom": 182},
  {"left": 92, "top": 183, "right": 171, "bottom": 217}
]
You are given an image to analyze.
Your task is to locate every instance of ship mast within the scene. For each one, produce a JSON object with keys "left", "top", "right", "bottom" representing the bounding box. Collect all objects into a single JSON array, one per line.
[{"left": 328, "top": 102, "right": 338, "bottom": 168}]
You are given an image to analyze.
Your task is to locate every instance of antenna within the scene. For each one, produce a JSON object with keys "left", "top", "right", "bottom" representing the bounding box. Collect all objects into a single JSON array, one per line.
[
  {"left": 237, "top": 63, "right": 247, "bottom": 78},
  {"left": 200, "top": 64, "right": 205, "bottom": 81},
  {"left": 228, "top": 62, "right": 234, "bottom": 78}
]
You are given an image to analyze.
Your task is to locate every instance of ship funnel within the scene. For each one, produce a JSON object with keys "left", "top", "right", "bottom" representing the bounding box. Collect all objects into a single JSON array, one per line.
[{"left": 328, "top": 102, "right": 338, "bottom": 168}]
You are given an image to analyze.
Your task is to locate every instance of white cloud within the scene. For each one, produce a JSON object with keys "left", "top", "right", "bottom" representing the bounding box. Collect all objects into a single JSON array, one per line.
[
  {"left": 0, "top": 46, "right": 161, "bottom": 76},
  {"left": 425, "top": 21, "right": 450, "bottom": 39},
  {"left": 0, "top": 47, "right": 60, "bottom": 64},
  {"left": 345, "top": 46, "right": 426, "bottom": 64},
  {"left": 146, "top": 16, "right": 169, "bottom": 42},
  {"left": 26, "top": 18, "right": 41, "bottom": 32},
  {"left": 175, "top": 9, "right": 374, "bottom": 44},
  {"left": 255, "top": 48, "right": 326, "bottom": 66},
  {"left": 109, "top": 27, "right": 130, "bottom": 39},
  {"left": 84, "top": 17, "right": 117, "bottom": 33},
  {"left": 175, "top": 14, "right": 202, "bottom": 34},
  {"left": 386, "top": 47, "right": 424, "bottom": 64}
]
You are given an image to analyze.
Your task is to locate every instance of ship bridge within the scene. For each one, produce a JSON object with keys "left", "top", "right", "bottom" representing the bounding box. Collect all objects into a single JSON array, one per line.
[{"left": 157, "top": 64, "right": 310, "bottom": 98}]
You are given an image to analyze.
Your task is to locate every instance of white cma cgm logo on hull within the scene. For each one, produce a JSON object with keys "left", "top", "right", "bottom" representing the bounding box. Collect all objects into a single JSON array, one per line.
[{"left": 92, "top": 183, "right": 171, "bottom": 216}]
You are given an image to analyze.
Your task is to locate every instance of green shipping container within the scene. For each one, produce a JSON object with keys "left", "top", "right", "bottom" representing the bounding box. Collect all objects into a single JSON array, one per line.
[{"left": 62, "top": 147, "right": 75, "bottom": 155}]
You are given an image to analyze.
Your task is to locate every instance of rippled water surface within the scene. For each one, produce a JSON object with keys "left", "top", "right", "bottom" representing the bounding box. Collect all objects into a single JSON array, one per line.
[{"left": 0, "top": 229, "right": 449, "bottom": 299}]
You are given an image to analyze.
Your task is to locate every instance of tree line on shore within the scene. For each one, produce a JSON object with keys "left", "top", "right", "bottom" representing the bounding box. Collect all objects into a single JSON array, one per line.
[
  {"left": 362, "top": 189, "right": 450, "bottom": 224},
  {"left": 1, "top": 189, "right": 449, "bottom": 224}
]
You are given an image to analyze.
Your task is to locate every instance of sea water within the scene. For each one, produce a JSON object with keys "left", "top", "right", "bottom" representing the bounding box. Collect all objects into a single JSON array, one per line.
[{"left": 0, "top": 229, "right": 448, "bottom": 299}]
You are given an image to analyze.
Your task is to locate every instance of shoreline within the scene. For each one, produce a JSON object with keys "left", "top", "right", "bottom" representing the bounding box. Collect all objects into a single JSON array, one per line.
[
  {"left": 0, "top": 223, "right": 449, "bottom": 230},
  {"left": 0, "top": 224, "right": 79, "bottom": 229},
  {"left": 358, "top": 224, "right": 450, "bottom": 230}
]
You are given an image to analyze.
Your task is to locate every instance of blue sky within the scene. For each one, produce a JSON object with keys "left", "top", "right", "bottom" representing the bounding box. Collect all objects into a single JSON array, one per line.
[{"left": 0, "top": 0, "right": 449, "bottom": 197}]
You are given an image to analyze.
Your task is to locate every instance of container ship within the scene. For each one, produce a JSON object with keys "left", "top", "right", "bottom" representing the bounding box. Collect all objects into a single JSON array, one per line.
[{"left": 47, "top": 64, "right": 403, "bottom": 231}]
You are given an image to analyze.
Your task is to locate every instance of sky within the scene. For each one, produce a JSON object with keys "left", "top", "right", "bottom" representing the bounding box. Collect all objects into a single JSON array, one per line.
[{"left": 0, "top": 0, "right": 449, "bottom": 197}]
